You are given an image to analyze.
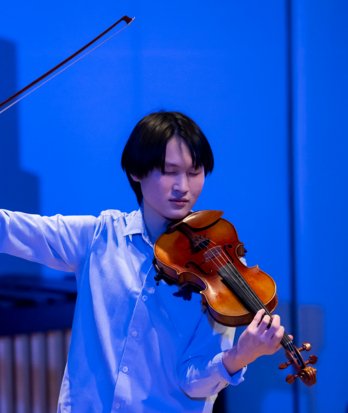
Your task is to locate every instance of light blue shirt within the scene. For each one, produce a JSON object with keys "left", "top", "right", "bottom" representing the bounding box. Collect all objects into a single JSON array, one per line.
[{"left": 0, "top": 209, "right": 246, "bottom": 412}]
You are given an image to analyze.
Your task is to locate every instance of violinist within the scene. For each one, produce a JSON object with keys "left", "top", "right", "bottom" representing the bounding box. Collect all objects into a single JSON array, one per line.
[{"left": 0, "top": 111, "right": 285, "bottom": 412}]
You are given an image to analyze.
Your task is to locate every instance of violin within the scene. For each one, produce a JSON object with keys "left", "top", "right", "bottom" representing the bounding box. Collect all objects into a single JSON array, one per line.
[{"left": 153, "top": 210, "right": 318, "bottom": 386}]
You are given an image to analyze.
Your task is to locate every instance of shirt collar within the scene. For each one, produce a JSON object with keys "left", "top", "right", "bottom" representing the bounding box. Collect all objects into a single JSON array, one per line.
[
  {"left": 122, "top": 208, "right": 145, "bottom": 237},
  {"left": 123, "top": 207, "right": 156, "bottom": 247}
]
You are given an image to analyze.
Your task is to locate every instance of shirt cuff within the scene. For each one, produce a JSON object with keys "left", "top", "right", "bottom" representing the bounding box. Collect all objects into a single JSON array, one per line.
[{"left": 214, "top": 352, "right": 247, "bottom": 386}]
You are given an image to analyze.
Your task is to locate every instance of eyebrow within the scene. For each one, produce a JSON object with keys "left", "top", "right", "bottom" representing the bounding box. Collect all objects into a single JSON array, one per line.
[
  {"left": 164, "top": 162, "right": 202, "bottom": 170},
  {"left": 164, "top": 162, "right": 180, "bottom": 168}
]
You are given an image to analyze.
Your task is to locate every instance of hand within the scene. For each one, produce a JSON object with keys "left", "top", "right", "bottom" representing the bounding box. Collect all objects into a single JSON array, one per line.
[{"left": 222, "top": 309, "right": 284, "bottom": 375}]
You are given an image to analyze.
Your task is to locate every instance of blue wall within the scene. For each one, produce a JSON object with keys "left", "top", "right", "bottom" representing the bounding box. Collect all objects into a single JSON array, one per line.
[{"left": 1, "top": 1, "right": 347, "bottom": 412}]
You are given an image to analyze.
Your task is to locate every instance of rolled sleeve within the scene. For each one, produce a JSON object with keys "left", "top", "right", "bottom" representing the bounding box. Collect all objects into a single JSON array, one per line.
[
  {"left": 212, "top": 352, "right": 247, "bottom": 386},
  {"left": 179, "top": 311, "right": 247, "bottom": 398}
]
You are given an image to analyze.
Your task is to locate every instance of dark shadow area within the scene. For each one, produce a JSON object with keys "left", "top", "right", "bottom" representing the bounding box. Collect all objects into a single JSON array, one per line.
[
  {"left": 0, "top": 38, "right": 41, "bottom": 275},
  {"left": 0, "top": 274, "right": 76, "bottom": 336},
  {"left": 213, "top": 390, "right": 226, "bottom": 413}
]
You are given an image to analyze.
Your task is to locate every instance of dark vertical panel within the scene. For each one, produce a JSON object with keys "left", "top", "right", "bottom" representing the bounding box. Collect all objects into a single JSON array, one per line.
[
  {"left": 0, "top": 39, "right": 41, "bottom": 276},
  {"left": 292, "top": 1, "right": 348, "bottom": 412},
  {"left": 221, "top": 1, "right": 294, "bottom": 411},
  {"left": 285, "top": 0, "right": 299, "bottom": 412}
]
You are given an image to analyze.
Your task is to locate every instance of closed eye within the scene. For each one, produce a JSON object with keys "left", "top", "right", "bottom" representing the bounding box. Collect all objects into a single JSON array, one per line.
[
  {"left": 163, "top": 170, "right": 178, "bottom": 176},
  {"left": 188, "top": 167, "right": 203, "bottom": 176}
]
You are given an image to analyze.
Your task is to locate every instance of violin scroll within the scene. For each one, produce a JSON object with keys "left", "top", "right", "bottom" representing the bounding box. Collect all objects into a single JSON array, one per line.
[{"left": 279, "top": 341, "right": 318, "bottom": 386}]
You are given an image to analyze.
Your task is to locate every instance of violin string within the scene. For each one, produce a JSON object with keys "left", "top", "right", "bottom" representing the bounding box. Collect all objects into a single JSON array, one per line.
[
  {"left": 213, "top": 246, "right": 299, "bottom": 354},
  {"left": 0, "top": 16, "right": 134, "bottom": 115},
  {"left": 212, "top": 250, "right": 271, "bottom": 315},
  {"left": 200, "top": 239, "right": 299, "bottom": 356},
  {"left": 210, "top": 247, "right": 300, "bottom": 357},
  {"left": 203, "top": 241, "right": 269, "bottom": 312},
  {"left": 180, "top": 227, "right": 305, "bottom": 367}
]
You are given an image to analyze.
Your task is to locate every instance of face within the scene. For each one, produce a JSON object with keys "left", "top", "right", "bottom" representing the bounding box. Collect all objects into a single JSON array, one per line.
[{"left": 132, "top": 136, "right": 205, "bottom": 239}]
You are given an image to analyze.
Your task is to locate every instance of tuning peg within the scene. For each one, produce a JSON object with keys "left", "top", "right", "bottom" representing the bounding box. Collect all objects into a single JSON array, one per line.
[
  {"left": 306, "top": 355, "right": 318, "bottom": 365},
  {"left": 285, "top": 366, "right": 317, "bottom": 386},
  {"left": 279, "top": 353, "right": 318, "bottom": 370},
  {"left": 299, "top": 342, "right": 311, "bottom": 352},
  {"left": 279, "top": 360, "right": 292, "bottom": 370},
  {"left": 286, "top": 373, "right": 297, "bottom": 384}
]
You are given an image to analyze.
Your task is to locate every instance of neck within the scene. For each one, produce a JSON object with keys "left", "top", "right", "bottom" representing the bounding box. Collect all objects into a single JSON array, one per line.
[{"left": 142, "top": 205, "right": 170, "bottom": 243}]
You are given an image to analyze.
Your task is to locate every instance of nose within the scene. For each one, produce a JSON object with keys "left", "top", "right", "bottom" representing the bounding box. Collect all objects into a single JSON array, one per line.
[{"left": 173, "top": 173, "right": 189, "bottom": 194}]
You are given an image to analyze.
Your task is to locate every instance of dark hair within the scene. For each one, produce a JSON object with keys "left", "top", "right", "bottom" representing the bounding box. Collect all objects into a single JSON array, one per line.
[{"left": 121, "top": 111, "right": 214, "bottom": 204}]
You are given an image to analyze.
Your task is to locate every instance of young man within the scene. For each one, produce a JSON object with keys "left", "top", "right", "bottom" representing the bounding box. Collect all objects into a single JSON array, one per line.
[{"left": 0, "top": 111, "right": 284, "bottom": 412}]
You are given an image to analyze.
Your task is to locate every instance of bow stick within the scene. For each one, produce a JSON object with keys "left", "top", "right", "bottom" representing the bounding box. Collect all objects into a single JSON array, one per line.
[{"left": 0, "top": 15, "right": 134, "bottom": 114}]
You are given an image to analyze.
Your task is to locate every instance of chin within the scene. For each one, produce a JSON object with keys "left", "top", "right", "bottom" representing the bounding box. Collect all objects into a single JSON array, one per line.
[{"left": 166, "top": 208, "right": 191, "bottom": 221}]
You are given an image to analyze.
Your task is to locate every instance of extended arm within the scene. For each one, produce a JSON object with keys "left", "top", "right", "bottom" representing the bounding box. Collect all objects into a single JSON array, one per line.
[{"left": 0, "top": 209, "right": 98, "bottom": 272}]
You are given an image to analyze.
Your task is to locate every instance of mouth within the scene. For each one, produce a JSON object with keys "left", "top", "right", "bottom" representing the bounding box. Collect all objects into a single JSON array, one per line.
[{"left": 169, "top": 199, "right": 189, "bottom": 207}]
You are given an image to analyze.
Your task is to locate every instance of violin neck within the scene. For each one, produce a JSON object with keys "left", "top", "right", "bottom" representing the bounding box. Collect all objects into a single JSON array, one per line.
[
  {"left": 219, "top": 263, "right": 272, "bottom": 316},
  {"left": 220, "top": 264, "right": 294, "bottom": 349},
  {"left": 281, "top": 332, "right": 293, "bottom": 349}
]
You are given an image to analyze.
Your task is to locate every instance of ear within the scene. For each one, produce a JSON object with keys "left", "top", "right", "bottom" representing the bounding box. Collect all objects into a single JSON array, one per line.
[{"left": 130, "top": 174, "right": 141, "bottom": 183}]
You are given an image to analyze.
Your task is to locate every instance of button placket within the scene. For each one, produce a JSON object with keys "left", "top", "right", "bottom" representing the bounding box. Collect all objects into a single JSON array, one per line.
[
  {"left": 112, "top": 266, "right": 155, "bottom": 408},
  {"left": 130, "top": 329, "right": 138, "bottom": 338},
  {"left": 147, "top": 286, "right": 155, "bottom": 294}
]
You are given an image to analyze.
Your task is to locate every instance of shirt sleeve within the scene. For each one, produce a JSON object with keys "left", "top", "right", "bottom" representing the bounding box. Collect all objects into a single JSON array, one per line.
[
  {"left": 0, "top": 209, "right": 99, "bottom": 272},
  {"left": 178, "top": 310, "right": 247, "bottom": 398}
]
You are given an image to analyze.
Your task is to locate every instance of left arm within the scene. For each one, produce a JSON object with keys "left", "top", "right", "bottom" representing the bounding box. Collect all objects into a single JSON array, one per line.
[
  {"left": 177, "top": 311, "right": 245, "bottom": 398},
  {"left": 178, "top": 309, "right": 284, "bottom": 398},
  {"left": 222, "top": 309, "right": 284, "bottom": 375}
]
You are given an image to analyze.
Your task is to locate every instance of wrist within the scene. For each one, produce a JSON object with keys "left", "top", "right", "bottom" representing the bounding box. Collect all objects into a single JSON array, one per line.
[{"left": 222, "top": 346, "right": 249, "bottom": 376}]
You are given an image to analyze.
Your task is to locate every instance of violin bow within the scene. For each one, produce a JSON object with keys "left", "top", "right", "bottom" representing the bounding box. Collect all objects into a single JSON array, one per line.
[{"left": 0, "top": 15, "right": 134, "bottom": 115}]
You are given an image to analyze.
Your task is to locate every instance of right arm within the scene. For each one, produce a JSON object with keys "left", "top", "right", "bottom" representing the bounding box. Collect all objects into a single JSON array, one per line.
[{"left": 0, "top": 209, "right": 98, "bottom": 273}]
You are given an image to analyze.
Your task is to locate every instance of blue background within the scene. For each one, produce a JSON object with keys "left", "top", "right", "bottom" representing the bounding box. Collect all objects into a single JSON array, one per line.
[{"left": 1, "top": 1, "right": 347, "bottom": 412}]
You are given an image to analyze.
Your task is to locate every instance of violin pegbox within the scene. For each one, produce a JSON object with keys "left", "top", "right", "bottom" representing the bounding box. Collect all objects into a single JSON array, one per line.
[{"left": 279, "top": 341, "right": 318, "bottom": 386}]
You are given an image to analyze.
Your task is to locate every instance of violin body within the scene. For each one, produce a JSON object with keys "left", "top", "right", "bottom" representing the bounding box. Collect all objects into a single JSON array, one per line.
[
  {"left": 154, "top": 210, "right": 318, "bottom": 386},
  {"left": 154, "top": 210, "right": 278, "bottom": 326}
]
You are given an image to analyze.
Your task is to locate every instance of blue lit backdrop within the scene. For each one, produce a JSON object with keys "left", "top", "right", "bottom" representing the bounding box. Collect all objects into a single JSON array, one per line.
[{"left": 0, "top": 1, "right": 347, "bottom": 412}]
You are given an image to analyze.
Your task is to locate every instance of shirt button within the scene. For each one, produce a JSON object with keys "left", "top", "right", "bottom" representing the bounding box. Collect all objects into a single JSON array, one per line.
[
  {"left": 147, "top": 287, "right": 155, "bottom": 294},
  {"left": 131, "top": 329, "right": 138, "bottom": 338},
  {"left": 142, "top": 294, "right": 148, "bottom": 301},
  {"left": 122, "top": 366, "right": 129, "bottom": 373},
  {"left": 114, "top": 402, "right": 121, "bottom": 409}
]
